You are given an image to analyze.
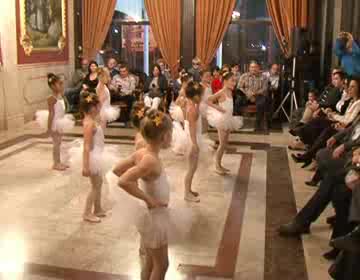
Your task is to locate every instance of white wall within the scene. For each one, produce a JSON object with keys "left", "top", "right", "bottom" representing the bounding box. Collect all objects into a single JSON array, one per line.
[{"left": 0, "top": 0, "right": 75, "bottom": 131}]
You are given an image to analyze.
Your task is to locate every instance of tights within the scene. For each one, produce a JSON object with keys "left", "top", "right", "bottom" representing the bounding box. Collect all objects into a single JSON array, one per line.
[
  {"left": 184, "top": 146, "right": 199, "bottom": 194},
  {"left": 216, "top": 129, "right": 230, "bottom": 168},
  {"left": 141, "top": 244, "right": 169, "bottom": 280},
  {"left": 51, "top": 132, "right": 62, "bottom": 165},
  {"left": 84, "top": 174, "right": 103, "bottom": 215}
]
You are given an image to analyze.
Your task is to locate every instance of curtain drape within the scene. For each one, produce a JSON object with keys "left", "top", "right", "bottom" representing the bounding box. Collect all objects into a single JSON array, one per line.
[
  {"left": 196, "top": 0, "right": 236, "bottom": 66},
  {"left": 144, "top": 0, "right": 181, "bottom": 77},
  {"left": 266, "top": 0, "right": 308, "bottom": 58},
  {"left": 82, "top": 0, "right": 116, "bottom": 60}
]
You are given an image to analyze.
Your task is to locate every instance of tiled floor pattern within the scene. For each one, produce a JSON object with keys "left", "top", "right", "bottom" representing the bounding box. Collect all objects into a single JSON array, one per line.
[{"left": 0, "top": 122, "right": 334, "bottom": 280}]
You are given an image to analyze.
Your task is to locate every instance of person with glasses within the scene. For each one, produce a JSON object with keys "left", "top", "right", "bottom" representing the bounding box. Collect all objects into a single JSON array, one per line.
[{"left": 188, "top": 57, "right": 202, "bottom": 82}]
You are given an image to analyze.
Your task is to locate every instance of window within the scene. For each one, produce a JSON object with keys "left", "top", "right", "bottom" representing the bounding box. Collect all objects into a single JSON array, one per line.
[
  {"left": 216, "top": 0, "right": 281, "bottom": 70},
  {"left": 101, "top": 0, "right": 159, "bottom": 75}
]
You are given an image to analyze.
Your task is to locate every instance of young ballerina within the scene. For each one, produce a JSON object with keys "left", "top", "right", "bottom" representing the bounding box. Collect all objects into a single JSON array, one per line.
[
  {"left": 207, "top": 72, "right": 243, "bottom": 175},
  {"left": 36, "top": 73, "right": 75, "bottom": 171},
  {"left": 170, "top": 73, "right": 193, "bottom": 155},
  {"left": 112, "top": 110, "right": 192, "bottom": 280},
  {"left": 81, "top": 91, "right": 107, "bottom": 223},
  {"left": 184, "top": 81, "right": 204, "bottom": 202},
  {"left": 96, "top": 67, "right": 120, "bottom": 130}
]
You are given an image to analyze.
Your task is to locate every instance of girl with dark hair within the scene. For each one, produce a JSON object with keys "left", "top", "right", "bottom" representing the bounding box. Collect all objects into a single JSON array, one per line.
[
  {"left": 211, "top": 66, "right": 223, "bottom": 93},
  {"left": 184, "top": 81, "right": 204, "bottom": 202},
  {"left": 144, "top": 64, "right": 168, "bottom": 110},
  {"left": 83, "top": 60, "right": 99, "bottom": 90},
  {"left": 35, "top": 73, "right": 75, "bottom": 171},
  {"left": 207, "top": 72, "right": 243, "bottom": 175}
]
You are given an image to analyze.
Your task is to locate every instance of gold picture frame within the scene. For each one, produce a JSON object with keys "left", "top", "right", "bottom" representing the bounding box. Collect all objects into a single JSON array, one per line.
[{"left": 19, "top": 0, "right": 67, "bottom": 56}]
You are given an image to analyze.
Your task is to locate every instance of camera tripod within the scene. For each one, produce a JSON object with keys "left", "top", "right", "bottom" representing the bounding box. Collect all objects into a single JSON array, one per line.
[{"left": 273, "top": 57, "right": 298, "bottom": 122}]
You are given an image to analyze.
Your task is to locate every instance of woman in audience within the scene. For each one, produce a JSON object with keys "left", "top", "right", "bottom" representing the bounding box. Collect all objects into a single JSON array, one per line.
[
  {"left": 211, "top": 66, "right": 222, "bottom": 93},
  {"left": 83, "top": 61, "right": 99, "bottom": 90},
  {"left": 144, "top": 64, "right": 168, "bottom": 110},
  {"left": 292, "top": 78, "right": 360, "bottom": 167}
]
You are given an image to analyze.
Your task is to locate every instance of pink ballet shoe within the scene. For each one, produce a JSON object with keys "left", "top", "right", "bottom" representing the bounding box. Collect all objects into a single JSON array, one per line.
[
  {"left": 52, "top": 164, "right": 67, "bottom": 171},
  {"left": 94, "top": 210, "right": 107, "bottom": 218},
  {"left": 83, "top": 214, "right": 101, "bottom": 223},
  {"left": 184, "top": 192, "right": 200, "bottom": 203}
]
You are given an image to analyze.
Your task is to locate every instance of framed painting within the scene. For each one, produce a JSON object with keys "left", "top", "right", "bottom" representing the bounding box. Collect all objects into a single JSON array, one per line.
[{"left": 16, "top": 0, "right": 69, "bottom": 64}]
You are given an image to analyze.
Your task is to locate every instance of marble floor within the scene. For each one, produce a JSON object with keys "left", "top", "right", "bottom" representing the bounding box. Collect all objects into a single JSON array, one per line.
[{"left": 0, "top": 122, "right": 335, "bottom": 280}]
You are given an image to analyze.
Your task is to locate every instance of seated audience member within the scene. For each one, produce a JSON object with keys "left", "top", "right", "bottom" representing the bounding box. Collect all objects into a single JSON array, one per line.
[
  {"left": 157, "top": 58, "right": 171, "bottom": 81},
  {"left": 278, "top": 134, "right": 360, "bottom": 260},
  {"left": 329, "top": 154, "right": 360, "bottom": 279},
  {"left": 299, "top": 89, "right": 320, "bottom": 125},
  {"left": 239, "top": 61, "right": 269, "bottom": 131},
  {"left": 188, "top": 57, "right": 202, "bottom": 82},
  {"left": 231, "top": 63, "right": 241, "bottom": 86},
  {"left": 65, "top": 58, "right": 88, "bottom": 112},
  {"left": 83, "top": 60, "right": 99, "bottom": 91},
  {"left": 221, "top": 64, "right": 231, "bottom": 74},
  {"left": 211, "top": 66, "right": 223, "bottom": 93},
  {"left": 110, "top": 64, "right": 137, "bottom": 123},
  {"left": 106, "top": 57, "right": 120, "bottom": 79},
  {"left": 291, "top": 77, "right": 360, "bottom": 167},
  {"left": 144, "top": 64, "right": 168, "bottom": 110},
  {"left": 173, "top": 68, "right": 186, "bottom": 100},
  {"left": 335, "top": 32, "right": 360, "bottom": 77},
  {"left": 263, "top": 63, "right": 281, "bottom": 127}
]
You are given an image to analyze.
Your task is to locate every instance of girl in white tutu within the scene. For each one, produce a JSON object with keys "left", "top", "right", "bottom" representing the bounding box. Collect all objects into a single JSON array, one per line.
[
  {"left": 112, "top": 110, "right": 182, "bottom": 280},
  {"left": 199, "top": 68, "right": 216, "bottom": 150},
  {"left": 184, "top": 81, "right": 204, "bottom": 202},
  {"left": 207, "top": 72, "right": 243, "bottom": 175},
  {"left": 35, "top": 73, "right": 74, "bottom": 171},
  {"left": 81, "top": 91, "right": 107, "bottom": 223},
  {"left": 96, "top": 67, "right": 120, "bottom": 130},
  {"left": 170, "top": 73, "right": 192, "bottom": 155}
]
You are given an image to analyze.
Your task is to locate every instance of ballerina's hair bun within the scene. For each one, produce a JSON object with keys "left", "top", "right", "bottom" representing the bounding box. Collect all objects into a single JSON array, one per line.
[
  {"left": 131, "top": 101, "right": 149, "bottom": 129},
  {"left": 80, "top": 89, "right": 99, "bottom": 114},
  {"left": 140, "top": 109, "right": 172, "bottom": 143},
  {"left": 96, "top": 66, "right": 110, "bottom": 77},
  {"left": 185, "top": 81, "right": 204, "bottom": 99},
  {"left": 47, "top": 73, "right": 61, "bottom": 88},
  {"left": 222, "top": 71, "right": 234, "bottom": 81}
]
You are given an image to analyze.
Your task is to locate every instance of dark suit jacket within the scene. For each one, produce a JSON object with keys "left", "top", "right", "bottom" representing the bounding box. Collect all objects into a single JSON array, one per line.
[{"left": 144, "top": 75, "right": 168, "bottom": 96}]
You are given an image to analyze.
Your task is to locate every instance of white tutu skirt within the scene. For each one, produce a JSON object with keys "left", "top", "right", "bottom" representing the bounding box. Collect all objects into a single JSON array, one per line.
[
  {"left": 106, "top": 172, "right": 195, "bottom": 249},
  {"left": 171, "top": 121, "right": 188, "bottom": 155},
  {"left": 169, "top": 103, "right": 184, "bottom": 123},
  {"left": 100, "top": 105, "right": 120, "bottom": 123},
  {"left": 35, "top": 110, "right": 75, "bottom": 133},
  {"left": 207, "top": 107, "right": 243, "bottom": 131},
  {"left": 68, "top": 140, "right": 120, "bottom": 176}
]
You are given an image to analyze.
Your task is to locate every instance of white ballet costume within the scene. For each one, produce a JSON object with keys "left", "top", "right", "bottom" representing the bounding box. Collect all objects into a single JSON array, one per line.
[
  {"left": 35, "top": 97, "right": 75, "bottom": 133},
  {"left": 100, "top": 87, "right": 120, "bottom": 123},
  {"left": 108, "top": 169, "right": 194, "bottom": 249},
  {"left": 207, "top": 96, "right": 243, "bottom": 131},
  {"left": 68, "top": 124, "right": 120, "bottom": 209},
  {"left": 169, "top": 102, "right": 188, "bottom": 155}
]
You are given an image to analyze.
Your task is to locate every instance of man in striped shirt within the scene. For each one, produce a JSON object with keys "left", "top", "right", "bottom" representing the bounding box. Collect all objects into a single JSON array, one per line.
[{"left": 239, "top": 61, "right": 269, "bottom": 131}]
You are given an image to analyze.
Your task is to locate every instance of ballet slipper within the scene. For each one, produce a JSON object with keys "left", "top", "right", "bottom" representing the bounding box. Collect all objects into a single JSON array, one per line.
[
  {"left": 190, "top": 190, "right": 199, "bottom": 197},
  {"left": 214, "top": 168, "right": 227, "bottom": 176},
  {"left": 83, "top": 214, "right": 101, "bottom": 223},
  {"left": 94, "top": 210, "right": 107, "bottom": 218},
  {"left": 184, "top": 192, "right": 200, "bottom": 203},
  {"left": 53, "top": 164, "right": 67, "bottom": 171}
]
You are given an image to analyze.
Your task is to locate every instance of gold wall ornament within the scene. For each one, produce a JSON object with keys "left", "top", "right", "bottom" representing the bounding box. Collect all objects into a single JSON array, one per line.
[
  {"left": 19, "top": 0, "right": 67, "bottom": 55},
  {"left": 20, "top": 33, "right": 33, "bottom": 56}
]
